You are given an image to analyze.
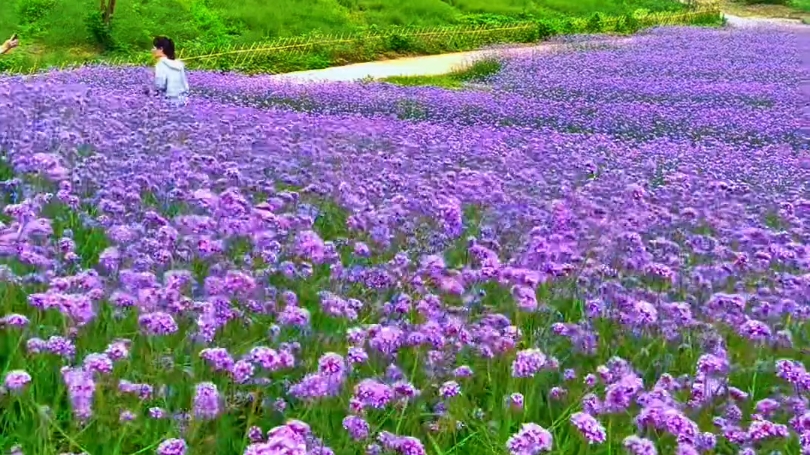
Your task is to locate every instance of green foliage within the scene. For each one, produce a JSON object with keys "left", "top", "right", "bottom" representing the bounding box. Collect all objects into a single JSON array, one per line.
[
  {"left": 383, "top": 57, "right": 502, "bottom": 88},
  {"left": 739, "top": 0, "right": 791, "bottom": 4},
  {"left": 0, "top": 0, "right": 685, "bottom": 50},
  {"left": 0, "top": 52, "right": 24, "bottom": 73},
  {"left": 535, "top": 19, "right": 558, "bottom": 39},
  {"left": 85, "top": 10, "right": 116, "bottom": 50},
  {"left": 387, "top": 33, "right": 415, "bottom": 52},
  {"left": 178, "top": 22, "right": 541, "bottom": 74},
  {"left": 632, "top": 8, "right": 652, "bottom": 18},
  {"left": 622, "top": 13, "right": 641, "bottom": 32},
  {"left": 15, "top": 0, "right": 52, "bottom": 23},
  {"left": 585, "top": 12, "right": 603, "bottom": 32},
  {"left": 792, "top": 0, "right": 810, "bottom": 11},
  {"left": 0, "top": 1, "right": 722, "bottom": 75},
  {"left": 188, "top": 0, "right": 235, "bottom": 47},
  {"left": 14, "top": 0, "right": 55, "bottom": 36},
  {"left": 456, "top": 57, "right": 502, "bottom": 81},
  {"left": 689, "top": 9, "right": 727, "bottom": 25},
  {"left": 556, "top": 18, "right": 575, "bottom": 33},
  {"left": 458, "top": 13, "right": 526, "bottom": 26}
]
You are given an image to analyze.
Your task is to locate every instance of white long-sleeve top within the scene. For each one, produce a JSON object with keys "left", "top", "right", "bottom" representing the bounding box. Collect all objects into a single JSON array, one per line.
[{"left": 154, "top": 57, "right": 189, "bottom": 102}]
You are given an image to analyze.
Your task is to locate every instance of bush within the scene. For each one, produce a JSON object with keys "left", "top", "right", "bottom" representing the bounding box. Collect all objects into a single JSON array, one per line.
[
  {"left": 535, "top": 19, "right": 559, "bottom": 40},
  {"left": 0, "top": 52, "right": 24, "bottom": 73},
  {"left": 557, "top": 18, "right": 576, "bottom": 34},
  {"left": 189, "top": 0, "right": 234, "bottom": 48},
  {"left": 620, "top": 13, "right": 641, "bottom": 33},
  {"left": 15, "top": 0, "right": 56, "bottom": 34},
  {"left": 586, "top": 12, "right": 603, "bottom": 32},
  {"left": 7, "top": 4, "right": 723, "bottom": 75},
  {"left": 793, "top": 0, "right": 810, "bottom": 12},
  {"left": 85, "top": 10, "right": 116, "bottom": 51},
  {"left": 459, "top": 57, "right": 502, "bottom": 81},
  {"left": 459, "top": 13, "right": 521, "bottom": 27},
  {"left": 690, "top": 10, "right": 724, "bottom": 26},
  {"left": 632, "top": 8, "right": 651, "bottom": 19},
  {"left": 15, "top": 0, "right": 55, "bottom": 23},
  {"left": 739, "top": 0, "right": 791, "bottom": 4},
  {"left": 387, "top": 33, "right": 414, "bottom": 53}
]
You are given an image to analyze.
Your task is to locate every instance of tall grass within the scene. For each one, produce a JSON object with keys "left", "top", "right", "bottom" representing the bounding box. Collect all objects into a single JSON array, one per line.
[
  {"left": 0, "top": 6, "right": 723, "bottom": 75},
  {"left": 452, "top": 0, "right": 686, "bottom": 16},
  {"left": 791, "top": 0, "right": 810, "bottom": 12},
  {"left": 0, "top": 0, "right": 686, "bottom": 52},
  {"left": 382, "top": 58, "right": 503, "bottom": 89}
]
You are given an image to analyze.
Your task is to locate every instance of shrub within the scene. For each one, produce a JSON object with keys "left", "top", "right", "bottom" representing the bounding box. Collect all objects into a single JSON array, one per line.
[
  {"left": 740, "top": 0, "right": 791, "bottom": 4},
  {"left": 85, "top": 10, "right": 116, "bottom": 51},
  {"left": 459, "top": 57, "right": 501, "bottom": 81},
  {"left": 15, "top": 0, "right": 56, "bottom": 34},
  {"left": 387, "top": 33, "right": 414, "bottom": 53},
  {"left": 632, "top": 8, "right": 651, "bottom": 18},
  {"left": 557, "top": 18, "right": 576, "bottom": 34},
  {"left": 621, "top": 14, "right": 641, "bottom": 33},
  {"left": 15, "top": 0, "right": 55, "bottom": 23},
  {"left": 459, "top": 13, "right": 521, "bottom": 27},
  {"left": 189, "top": 0, "right": 233, "bottom": 48},
  {"left": 586, "top": 12, "right": 603, "bottom": 32},
  {"left": 0, "top": 52, "right": 24, "bottom": 73},
  {"left": 535, "top": 19, "right": 559, "bottom": 40}
]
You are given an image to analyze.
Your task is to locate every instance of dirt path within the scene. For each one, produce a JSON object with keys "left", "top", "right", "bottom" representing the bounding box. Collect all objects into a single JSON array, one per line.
[
  {"left": 723, "top": 13, "right": 806, "bottom": 28},
  {"left": 270, "top": 39, "right": 636, "bottom": 84},
  {"left": 269, "top": 14, "right": 806, "bottom": 83},
  {"left": 714, "top": 0, "right": 808, "bottom": 20}
]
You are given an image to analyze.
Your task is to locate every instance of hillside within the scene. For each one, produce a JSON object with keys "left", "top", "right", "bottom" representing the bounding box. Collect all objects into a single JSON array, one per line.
[{"left": 1, "top": 0, "right": 685, "bottom": 54}]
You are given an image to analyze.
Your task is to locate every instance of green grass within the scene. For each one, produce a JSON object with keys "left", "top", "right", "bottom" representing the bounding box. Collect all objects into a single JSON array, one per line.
[
  {"left": 0, "top": 0, "right": 689, "bottom": 73},
  {"left": 791, "top": 0, "right": 810, "bottom": 12},
  {"left": 732, "top": 0, "right": 810, "bottom": 13},
  {"left": 382, "top": 57, "right": 502, "bottom": 89},
  {"left": 1, "top": 0, "right": 686, "bottom": 49},
  {"left": 0, "top": 1, "right": 726, "bottom": 75}
]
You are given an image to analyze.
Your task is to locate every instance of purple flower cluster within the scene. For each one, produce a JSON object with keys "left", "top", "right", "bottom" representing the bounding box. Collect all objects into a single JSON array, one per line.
[
  {"left": 31, "top": 29, "right": 806, "bottom": 147},
  {"left": 506, "top": 423, "right": 553, "bottom": 454}
]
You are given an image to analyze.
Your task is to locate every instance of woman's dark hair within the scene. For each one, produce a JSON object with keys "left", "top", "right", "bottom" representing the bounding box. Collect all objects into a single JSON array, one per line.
[{"left": 152, "top": 36, "right": 176, "bottom": 60}]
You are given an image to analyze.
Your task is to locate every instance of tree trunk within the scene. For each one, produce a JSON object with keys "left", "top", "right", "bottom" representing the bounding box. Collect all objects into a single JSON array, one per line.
[
  {"left": 108, "top": 0, "right": 116, "bottom": 24},
  {"left": 100, "top": 0, "right": 116, "bottom": 26}
]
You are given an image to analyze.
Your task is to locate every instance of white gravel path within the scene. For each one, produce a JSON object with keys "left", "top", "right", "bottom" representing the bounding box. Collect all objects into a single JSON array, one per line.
[
  {"left": 269, "top": 14, "right": 807, "bottom": 84},
  {"left": 270, "top": 39, "right": 636, "bottom": 84},
  {"left": 723, "top": 13, "right": 806, "bottom": 28}
]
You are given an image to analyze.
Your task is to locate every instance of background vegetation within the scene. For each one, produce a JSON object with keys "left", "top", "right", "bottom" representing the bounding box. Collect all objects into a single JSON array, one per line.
[
  {"left": 0, "top": 0, "right": 804, "bottom": 74},
  {"left": 0, "top": 0, "right": 687, "bottom": 51},
  {"left": 742, "top": 0, "right": 808, "bottom": 8},
  {"left": 0, "top": 0, "right": 696, "bottom": 72},
  {"left": 727, "top": 0, "right": 810, "bottom": 13},
  {"left": 1, "top": 3, "right": 725, "bottom": 75}
]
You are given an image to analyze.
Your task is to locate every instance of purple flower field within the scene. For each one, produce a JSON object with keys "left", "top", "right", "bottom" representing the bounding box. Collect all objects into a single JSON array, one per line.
[{"left": 0, "top": 24, "right": 808, "bottom": 455}]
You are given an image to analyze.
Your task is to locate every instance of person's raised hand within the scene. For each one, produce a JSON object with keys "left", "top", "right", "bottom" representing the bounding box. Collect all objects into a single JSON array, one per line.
[{"left": 3, "top": 35, "right": 19, "bottom": 51}]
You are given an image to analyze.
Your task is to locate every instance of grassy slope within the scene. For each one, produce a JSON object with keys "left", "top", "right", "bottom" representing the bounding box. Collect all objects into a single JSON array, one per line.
[
  {"left": 791, "top": 0, "right": 810, "bottom": 12},
  {"left": 1, "top": 0, "right": 684, "bottom": 54}
]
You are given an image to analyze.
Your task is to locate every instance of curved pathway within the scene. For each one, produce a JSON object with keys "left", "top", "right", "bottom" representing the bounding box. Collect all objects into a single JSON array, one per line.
[
  {"left": 270, "top": 38, "right": 635, "bottom": 84},
  {"left": 723, "top": 13, "right": 805, "bottom": 28},
  {"left": 270, "top": 14, "right": 806, "bottom": 83}
]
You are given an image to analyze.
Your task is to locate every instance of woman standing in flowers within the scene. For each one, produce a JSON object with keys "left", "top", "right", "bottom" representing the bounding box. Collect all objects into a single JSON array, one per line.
[{"left": 150, "top": 36, "right": 189, "bottom": 106}]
